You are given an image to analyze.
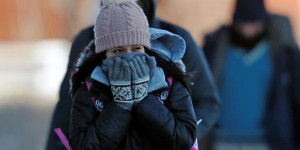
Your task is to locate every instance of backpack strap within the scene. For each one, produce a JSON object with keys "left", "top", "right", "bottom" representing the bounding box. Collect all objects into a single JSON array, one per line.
[
  {"left": 167, "top": 76, "right": 173, "bottom": 93},
  {"left": 52, "top": 82, "right": 98, "bottom": 150},
  {"left": 167, "top": 76, "right": 173, "bottom": 86},
  {"left": 191, "top": 138, "right": 199, "bottom": 150},
  {"left": 86, "top": 81, "right": 96, "bottom": 105},
  {"left": 54, "top": 128, "right": 72, "bottom": 150}
]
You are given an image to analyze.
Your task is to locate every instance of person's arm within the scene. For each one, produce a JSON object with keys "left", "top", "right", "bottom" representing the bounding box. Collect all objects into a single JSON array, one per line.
[
  {"left": 157, "top": 20, "right": 221, "bottom": 139},
  {"left": 291, "top": 47, "right": 300, "bottom": 148},
  {"left": 133, "top": 80, "right": 197, "bottom": 150},
  {"left": 45, "top": 26, "right": 95, "bottom": 150},
  {"left": 69, "top": 86, "right": 132, "bottom": 150},
  {"left": 178, "top": 28, "right": 221, "bottom": 139},
  {"left": 156, "top": 20, "right": 221, "bottom": 140}
]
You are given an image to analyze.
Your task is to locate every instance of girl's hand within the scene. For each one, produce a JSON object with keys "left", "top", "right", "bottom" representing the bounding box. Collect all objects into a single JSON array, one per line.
[
  {"left": 108, "top": 57, "right": 134, "bottom": 110},
  {"left": 129, "top": 56, "right": 150, "bottom": 105}
]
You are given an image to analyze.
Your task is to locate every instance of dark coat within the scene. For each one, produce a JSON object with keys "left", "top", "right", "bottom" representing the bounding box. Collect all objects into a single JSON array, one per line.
[
  {"left": 203, "top": 14, "right": 300, "bottom": 150},
  {"left": 70, "top": 77, "right": 197, "bottom": 150},
  {"left": 45, "top": 0, "right": 221, "bottom": 149}
]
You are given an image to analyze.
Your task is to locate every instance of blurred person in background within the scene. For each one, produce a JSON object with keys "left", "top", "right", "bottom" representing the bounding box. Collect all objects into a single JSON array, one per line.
[
  {"left": 45, "top": 0, "right": 221, "bottom": 149},
  {"left": 203, "top": 0, "right": 300, "bottom": 149}
]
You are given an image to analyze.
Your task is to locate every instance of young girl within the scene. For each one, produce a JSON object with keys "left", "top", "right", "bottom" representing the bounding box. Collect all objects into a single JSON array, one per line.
[{"left": 69, "top": 0, "right": 197, "bottom": 149}]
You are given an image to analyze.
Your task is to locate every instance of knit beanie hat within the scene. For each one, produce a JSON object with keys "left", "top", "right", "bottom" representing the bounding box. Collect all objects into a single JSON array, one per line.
[
  {"left": 94, "top": 0, "right": 150, "bottom": 53},
  {"left": 233, "top": 0, "right": 269, "bottom": 22}
]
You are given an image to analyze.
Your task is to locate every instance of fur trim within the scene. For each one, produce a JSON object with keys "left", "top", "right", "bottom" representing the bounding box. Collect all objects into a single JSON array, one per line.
[{"left": 101, "top": 0, "right": 137, "bottom": 5}]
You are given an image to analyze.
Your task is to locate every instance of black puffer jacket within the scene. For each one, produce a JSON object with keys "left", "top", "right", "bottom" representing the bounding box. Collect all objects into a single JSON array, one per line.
[
  {"left": 46, "top": 0, "right": 220, "bottom": 149},
  {"left": 70, "top": 76, "right": 197, "bottom": 150}
]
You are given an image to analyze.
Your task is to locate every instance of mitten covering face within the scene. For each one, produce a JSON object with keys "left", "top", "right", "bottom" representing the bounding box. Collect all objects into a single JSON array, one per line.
[
  {"left": 129, "top": 56, "right": 150, "bottom": 105},
  {"left": 108, "top": 57, "right": 134, "bottom": 110}
]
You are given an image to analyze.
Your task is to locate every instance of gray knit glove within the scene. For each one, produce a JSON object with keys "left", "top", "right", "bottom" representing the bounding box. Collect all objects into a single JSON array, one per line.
[
  {"left": 108, "top": 57, "right": 133, "bottom": 110},
  {"left": 129, "top": 56, "right": 150, "bottom": 105}
]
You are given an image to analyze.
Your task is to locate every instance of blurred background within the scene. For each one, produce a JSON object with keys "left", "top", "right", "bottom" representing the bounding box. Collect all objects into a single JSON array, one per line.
[{"left": 0, "top": 0, "right": 299, "bottom": 149}]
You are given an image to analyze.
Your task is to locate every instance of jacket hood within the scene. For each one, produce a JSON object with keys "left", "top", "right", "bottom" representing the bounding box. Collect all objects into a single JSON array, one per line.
[{"left": 150, "top": 28, "right": 186, "bottom": 62}]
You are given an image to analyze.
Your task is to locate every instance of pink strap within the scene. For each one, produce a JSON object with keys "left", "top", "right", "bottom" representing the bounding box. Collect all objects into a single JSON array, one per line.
[
  {"left": 168, "top": 76, "right": 173, "bottom": 86},
  {"left": 86, "top": 81, "right": 95, "bottom": 104},
  {"left": 167, "top": 76, "right": 173, "bottom": 93},
  {"left": 54, "top": 128, "right": 72, "bottom": 150},
  {"left": 86, "top": 81, "right": 91, "bottom": 89},
  {"left": 190, "top": 138, "right": 199, "bottom": 150}
]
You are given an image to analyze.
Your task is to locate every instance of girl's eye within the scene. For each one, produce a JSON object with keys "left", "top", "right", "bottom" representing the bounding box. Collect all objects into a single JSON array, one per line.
[
  {"left": 113, "top": 49, "right": 122, "bottom": 53},
  {"left": 133, "top": 47, "right": 142, "bottom": 51}
]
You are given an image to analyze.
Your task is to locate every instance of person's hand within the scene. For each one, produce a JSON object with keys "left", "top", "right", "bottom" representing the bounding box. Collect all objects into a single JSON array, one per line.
[
  {"left": 108, "top": 57, "right": 133, "bottom": 110},
  {"left": 129, "top": 56, "right": 150, "bottom": 105}
]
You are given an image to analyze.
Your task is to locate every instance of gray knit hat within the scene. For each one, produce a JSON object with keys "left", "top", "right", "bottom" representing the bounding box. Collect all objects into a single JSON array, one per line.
[{"left": 94, "top": 0, "right": 150, "bottom": 53}]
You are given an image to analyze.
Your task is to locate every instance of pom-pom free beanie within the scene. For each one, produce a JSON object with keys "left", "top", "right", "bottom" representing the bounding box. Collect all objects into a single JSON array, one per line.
[
  {"left": 94, "top": 0, "right": 150, "bottom": 53},
  {"left": 233, "top": 0, "right": 269, "bottom": 22}
]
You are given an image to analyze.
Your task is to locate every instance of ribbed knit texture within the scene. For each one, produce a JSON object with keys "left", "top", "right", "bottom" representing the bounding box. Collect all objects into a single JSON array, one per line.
[{"left": 94, "top": 1, "right": 150, "bottom": 53}]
